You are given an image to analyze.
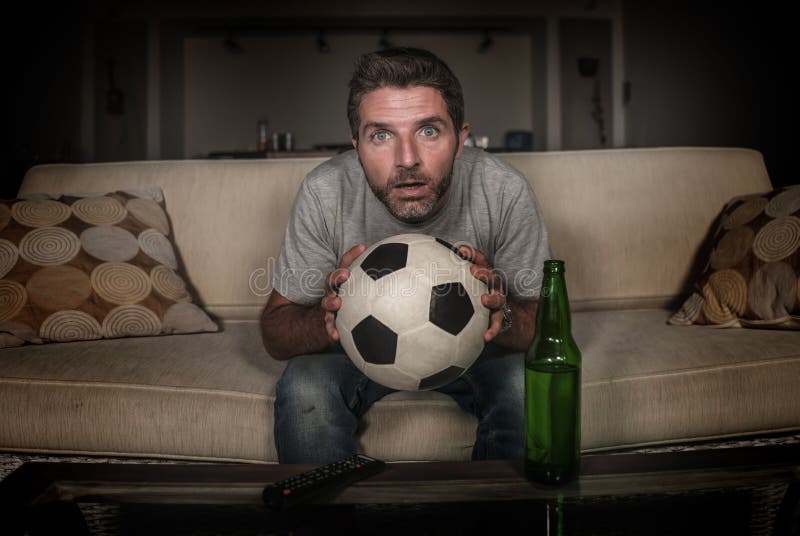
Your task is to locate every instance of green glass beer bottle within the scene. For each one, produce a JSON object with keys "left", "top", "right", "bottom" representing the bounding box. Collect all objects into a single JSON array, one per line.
[{"left": 525, "top": 260, "right": 581, "bottom": 485}]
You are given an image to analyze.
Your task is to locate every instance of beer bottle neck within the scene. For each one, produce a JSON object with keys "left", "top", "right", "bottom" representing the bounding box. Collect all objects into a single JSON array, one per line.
[
  {"left": 527, "top": 260, "right": 581, "bottom": 367},
  {"left": 535, "top": 271, "right": 572, "bottom": 337}
]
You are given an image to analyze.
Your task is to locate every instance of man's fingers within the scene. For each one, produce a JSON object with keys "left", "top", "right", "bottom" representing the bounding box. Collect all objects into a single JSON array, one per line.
[
  {"left": 459, "top": 245, "right": 488, "bottom": 267},
  {"left": 481, "top": 291, "right": 505, "bottom": 311},
  {"left": 326, "top": 244, "right": 366, "bottom": 294},
  {"left": 458, "top": 245, "right": 476, "bottom": 263},
  {"left": 330, "top": 268, "right": 350, "bottom": 290},
  {"left": 325, "top": 268, "right": 350, "bottom": 294},
  {"left": 320, "top": 244, "right": 365, "bottom": 346},
  {"left": 484, "top": 311, "right": 503, "bottom": 342},
  {"left": 470, "top": 264, "right": 504, "bottom": 292},
  {"left": 321, "top": 294, "right": 341, "bottom": 313},
  {"left": 340, "top": 243, "right": 366, "bottom": 269},
  {"left": 324, "top": 311, "right": 340, "bottom": 342},
  {"left": 460, "top": 246, "right": 502, "bottom": 292}
]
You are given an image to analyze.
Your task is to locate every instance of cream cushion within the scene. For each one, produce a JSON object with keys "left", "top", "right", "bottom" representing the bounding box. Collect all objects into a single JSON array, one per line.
[
  {"left": 0, "top": 189, "right": 218, "bottom": 349},
  {"left": 1, "top": 310, "right": 797, "bottom": 462}
]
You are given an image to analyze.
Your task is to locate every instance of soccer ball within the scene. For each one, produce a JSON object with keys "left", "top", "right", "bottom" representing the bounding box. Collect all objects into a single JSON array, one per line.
[{"left": 335, "top": 233, "right": 490, "bottom": 391}]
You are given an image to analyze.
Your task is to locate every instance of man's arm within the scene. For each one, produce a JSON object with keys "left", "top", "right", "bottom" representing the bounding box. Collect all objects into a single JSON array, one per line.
[
  {"left": 260, "top": 291, "right": 331, "bottom": 361},
  {"left": 261, "top": 244, "right": 366, "bottom": 361}
]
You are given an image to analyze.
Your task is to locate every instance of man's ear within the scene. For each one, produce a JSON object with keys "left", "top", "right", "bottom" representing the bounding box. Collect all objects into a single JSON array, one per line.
[
  {"left": 455, "top": 122, "right": 471, "bottom": 158},
  {"left": 352, "top": 137, "right": 358, "bottom": 150}
]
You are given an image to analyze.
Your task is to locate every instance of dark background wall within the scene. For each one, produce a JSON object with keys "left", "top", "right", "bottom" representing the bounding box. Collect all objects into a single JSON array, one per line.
[
  {"left": 560, "top": 17, "right": 613, "bottom": 150},
  {"left": 93, "top": 21, "right": 149, "bottom": 163},
  {"left": 623, "top": 1, "right": 792, "bottom": 189},
  {"left": 4, "top": 1, "right": 794, "bottom": 199},
  {"left": 7, "top": 16, "right": 85, "bottom": 197}
]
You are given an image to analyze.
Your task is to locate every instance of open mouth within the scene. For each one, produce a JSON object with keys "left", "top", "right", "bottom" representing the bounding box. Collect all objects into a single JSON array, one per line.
[
  {"left": 393, "top": 181, "right": 428, "bottom": 198},
  {"left": 395, "top": 181, "right": 427, "bottom": 190}
]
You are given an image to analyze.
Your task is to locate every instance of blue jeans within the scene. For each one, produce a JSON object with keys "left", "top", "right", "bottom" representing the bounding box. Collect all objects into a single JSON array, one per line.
[{"left": 273, "top": 344, "right": 524, "bottom": 463}]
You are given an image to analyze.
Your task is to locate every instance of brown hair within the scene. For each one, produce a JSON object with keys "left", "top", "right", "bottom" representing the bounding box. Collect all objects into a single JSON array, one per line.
[{"left": 347, "top": 47, "right": 464, "bottom": 140}]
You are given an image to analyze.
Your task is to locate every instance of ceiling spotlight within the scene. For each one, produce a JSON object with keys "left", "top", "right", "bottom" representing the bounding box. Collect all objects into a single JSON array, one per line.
[
  {"left": 378, "top": 29, "right": 393, "bottom": 50},
  {"left": 316, "top": 30, "right": 331, "bottom": 54},
  {"left": 477, "top": 30, "right": 493, "bottom": 54}
]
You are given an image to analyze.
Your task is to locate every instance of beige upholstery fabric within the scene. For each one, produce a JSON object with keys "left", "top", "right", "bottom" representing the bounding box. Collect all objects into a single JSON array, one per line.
[
  {"left": 575, "top": 309, "right": 800, "bottom": 450},
  {"left": 501, "top": 147, "right": 772, "bottom": 309},
  {"left": 0, "top": 323, "right": 281, "bottom": 462},
  {"left": 1, "top": 310, "right": 798, "bottom": 461},
  {"left": 19, "top": 159, "right": 322, "bottom": 322},
  {"left": 20, "top": 148, "right": 772, "bottom": 321},
  {"left": 5, "top": 147, "right": 795, "bottom": 463}
]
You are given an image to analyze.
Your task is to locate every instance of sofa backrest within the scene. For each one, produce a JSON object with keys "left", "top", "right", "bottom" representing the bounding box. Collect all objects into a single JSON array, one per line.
[
  {"left": 500, "top": 147, "right": 771, "bottom": 310},
  {"left": 20, "top": 147, "right": 771, "bottom": 321}
]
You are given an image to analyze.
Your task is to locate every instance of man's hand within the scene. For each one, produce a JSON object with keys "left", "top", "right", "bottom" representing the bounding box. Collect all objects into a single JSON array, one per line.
[
  {"left": 260, "top": 244, "right": 366, "bottom": 360},
  {"left": 457, "top": 244, "right": 538, "bottom": 351},
  {"left": 458, "top": 245, "right": 507, "bottom": 343},
  {"left": 321, "top": 244, "right": 366, "bottom": 343}
]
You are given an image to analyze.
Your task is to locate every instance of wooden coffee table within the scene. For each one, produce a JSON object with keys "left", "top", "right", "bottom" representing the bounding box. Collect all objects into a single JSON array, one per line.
[{"left": 2, "top": 443, "right": 798, "bottom": 535}]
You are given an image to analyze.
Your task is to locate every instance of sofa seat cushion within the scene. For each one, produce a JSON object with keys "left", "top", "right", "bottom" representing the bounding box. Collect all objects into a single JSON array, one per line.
[
  {"left": 1, "top": 310, "right": 798, "bottom": 462},
  {"left": 0, "top": 323, "right": 284, "bottom": 462},
  {"left": 0, "top": 318, "right": 479, "bottom": 463},
  {"left": 361, "top": 308, "right": 800, "bottom": 456},
  {"left": 577, "top": 309, "right": 800, "bottom": 450}
]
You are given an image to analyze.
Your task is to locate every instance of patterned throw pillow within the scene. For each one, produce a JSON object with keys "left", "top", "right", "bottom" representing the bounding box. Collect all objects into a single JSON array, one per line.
[
  {"left": 0, "top": 189, "right": 218, "bottom": 348},
  {"left": 670, "top": 184, "right": 800, "bottom": 329}
]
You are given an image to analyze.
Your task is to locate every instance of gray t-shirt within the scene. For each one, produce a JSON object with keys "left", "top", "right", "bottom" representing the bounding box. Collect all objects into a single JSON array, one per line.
[{"left": 272, "top": 146, "right": 551, "bottom": 305}]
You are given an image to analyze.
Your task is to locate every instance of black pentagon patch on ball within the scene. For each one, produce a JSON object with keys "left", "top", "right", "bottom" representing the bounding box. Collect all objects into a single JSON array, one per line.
[
  {"left": 435, "top": 237, "right": 470, "bottom": 261},
  {"left": 419, "top": 365, "right": 465, "bottom": 390},
  {"left": 429, "top": 282, "right": 474, "bottom": 335},
  {"left": 352, "top": 315, "right": 398, "bottom": 365},
  {"left": 360, "top": 243, "right": 409, "bottom": 281}
]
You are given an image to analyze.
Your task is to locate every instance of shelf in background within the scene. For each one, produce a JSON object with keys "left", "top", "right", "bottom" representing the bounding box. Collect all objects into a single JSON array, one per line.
[{"left": 207, "top": 149, "right": 344, "bottom": 159}]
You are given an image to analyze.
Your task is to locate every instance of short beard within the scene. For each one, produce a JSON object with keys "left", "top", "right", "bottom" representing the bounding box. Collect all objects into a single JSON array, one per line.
[{"left": 368, "top": 165, "right": 453, "bottom": 224}]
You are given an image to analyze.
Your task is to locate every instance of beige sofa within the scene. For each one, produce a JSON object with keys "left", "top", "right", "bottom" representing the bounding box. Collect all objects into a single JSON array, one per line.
[{"left": 1, "top": 147, "right": 798, "bottom": 464}]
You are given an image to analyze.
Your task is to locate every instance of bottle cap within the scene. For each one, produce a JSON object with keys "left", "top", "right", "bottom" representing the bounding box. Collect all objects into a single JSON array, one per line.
[{"left": 543, "top": 259, "right": 565, "bottom": 273}]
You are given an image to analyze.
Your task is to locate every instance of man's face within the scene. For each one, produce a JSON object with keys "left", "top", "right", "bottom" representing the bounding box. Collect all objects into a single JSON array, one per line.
[{"left": 353, "top": 86, "right": 469, "bottom": 224}]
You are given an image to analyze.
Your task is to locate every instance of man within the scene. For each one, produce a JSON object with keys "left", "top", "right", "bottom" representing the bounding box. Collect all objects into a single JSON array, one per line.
[{"left": 261, "top": 47, "right": 550, "bottom": 463}]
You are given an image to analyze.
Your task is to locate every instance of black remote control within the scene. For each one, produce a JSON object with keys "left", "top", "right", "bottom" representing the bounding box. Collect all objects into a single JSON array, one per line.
[{"left": 262, "top": 453, "right": 386, "bottom": 510}]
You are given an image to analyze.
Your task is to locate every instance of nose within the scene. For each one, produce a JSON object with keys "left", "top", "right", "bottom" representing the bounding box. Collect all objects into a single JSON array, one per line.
[{"left": 395, "top": 134, "right": 420, "bottom": 169}]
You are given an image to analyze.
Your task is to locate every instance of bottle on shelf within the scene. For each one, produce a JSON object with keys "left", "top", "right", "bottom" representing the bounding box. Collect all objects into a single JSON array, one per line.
[{"left": 257, "top": 119, "right": 269, "bottom": 153}]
